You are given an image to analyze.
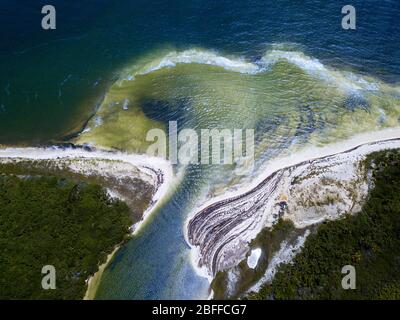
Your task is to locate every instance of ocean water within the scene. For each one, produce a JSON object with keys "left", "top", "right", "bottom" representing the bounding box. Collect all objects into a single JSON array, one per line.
[{"left": 1, "top": 1, "right": 400, "bottom": 299}]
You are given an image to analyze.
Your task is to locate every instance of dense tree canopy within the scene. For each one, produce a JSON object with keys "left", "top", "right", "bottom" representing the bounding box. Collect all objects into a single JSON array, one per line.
[
  {"left": 248, "top": 149, "right": 400, "bottom": 300},
  {"left": 0, "top": 175, "right": 131, "bottom": 299}
]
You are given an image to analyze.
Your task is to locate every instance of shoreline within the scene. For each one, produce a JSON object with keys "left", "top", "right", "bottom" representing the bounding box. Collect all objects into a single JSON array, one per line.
[
  {"left": 0, "top": 145, "right": 175, "bottom": 234},
  {"left": 3, "top": 128, "right": 400, "bottom": 298},
  {"left": 0, "top": 145, "right": 176, "bottom": 299},
  {"left": 185, "top": 127, "right": 400, "bottom": 283},
  {"left": 84, "top": 246, "right": 121, "bottom": 300}
]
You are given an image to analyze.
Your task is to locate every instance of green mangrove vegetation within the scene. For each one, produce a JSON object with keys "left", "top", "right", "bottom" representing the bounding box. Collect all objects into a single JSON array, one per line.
[
  {"left": 0, "top": 174, "right": 132, "bottom": 299},
  {"left": 248, "top": 149, "right": 400, "bottom": 300},
  {"left": 211, "top": 219, "right": 303, "bottom": 299}
]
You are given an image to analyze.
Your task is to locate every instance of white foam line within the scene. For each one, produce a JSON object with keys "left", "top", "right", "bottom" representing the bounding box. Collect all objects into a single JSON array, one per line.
[
  {"left": 121, "top": 48, "right": 384, "bottom": 97},
  {"left": 132, "top": 49, "right": 261, "bottom": 77},
  {"left": 261, "top": 50, "right": 379, "bottom": 93},
  {"left": 0, "top": 147, "right": 175, "bottom": 235}
]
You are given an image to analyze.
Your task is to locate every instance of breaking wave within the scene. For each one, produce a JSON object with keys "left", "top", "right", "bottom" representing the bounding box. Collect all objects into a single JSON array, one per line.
[{"left": 120, "top": 47, "right": 382, "bottom": 95}]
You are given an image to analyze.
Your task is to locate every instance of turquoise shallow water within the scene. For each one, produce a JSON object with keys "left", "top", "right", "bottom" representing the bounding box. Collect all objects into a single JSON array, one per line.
[
  {"left": 1, "top": 1, "right": 400, "bottom": 299},
  {"left": 96, "top": 168, "right": 212, "bottom": 299}
]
